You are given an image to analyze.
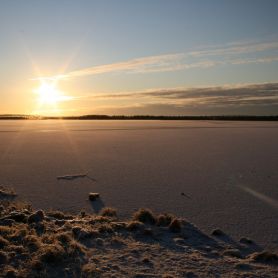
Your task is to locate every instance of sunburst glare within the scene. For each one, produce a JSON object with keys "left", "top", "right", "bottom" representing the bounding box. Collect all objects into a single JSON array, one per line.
[{"left": 35, "top": 81, "right": 63, "bottom": 105}]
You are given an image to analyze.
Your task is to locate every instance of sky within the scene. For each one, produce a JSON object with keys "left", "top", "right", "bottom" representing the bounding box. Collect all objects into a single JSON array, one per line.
[{"left": 0, "top": 0, "right": 278, "bottom": 116}]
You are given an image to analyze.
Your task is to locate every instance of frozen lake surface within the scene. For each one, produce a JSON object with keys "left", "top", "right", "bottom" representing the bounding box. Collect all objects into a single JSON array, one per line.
[{"left": 0, "top": 120, "right": 278, "bottom": 248}]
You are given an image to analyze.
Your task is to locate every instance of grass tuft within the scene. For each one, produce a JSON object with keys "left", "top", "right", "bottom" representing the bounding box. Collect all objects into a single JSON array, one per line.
[
  {"left": 133, "top": 208, "right": 156, "bottom": 225},
  {"left": 47, "top": 210, "right": 66, "bottom": 220},
  {"left": 168, "top": 218, "right": 182, "bottom": 233},
  {"left": 250, "top": 251, "right": 278, "bottom": 265},
  {"left": 38, "top": 244, "right": 66, "bottom": 264},
  {"left": 0, "top": 186, "right": 17, "bottom": 199},
  {"left": 100, "top": 207, "right": 117, "bottom": 218},
  {"left": 98, "top": 224, "right": 114, "bottom": 234},
  {"left": 157, "top": 213, "right": 174, "bottom": 227},
  {"left": 126, "top": 221, "right": 145, "bottom": 231},
  {"left": 24, "top": 235, "right": 41, "bottom": 252},
  {"left": 82, "top": 264, "right": 101, "bottom": 277},
  {"left": 55, "top": 232, "right": 73, "bottom": 245}
]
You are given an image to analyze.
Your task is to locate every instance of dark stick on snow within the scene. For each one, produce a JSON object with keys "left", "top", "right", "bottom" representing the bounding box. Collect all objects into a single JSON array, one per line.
[
  {"left": 57, "top": 174, "right": 96, "bottom": 181},
  {"left": 181, "top": 192, "right": 191, "bottom": 199}
]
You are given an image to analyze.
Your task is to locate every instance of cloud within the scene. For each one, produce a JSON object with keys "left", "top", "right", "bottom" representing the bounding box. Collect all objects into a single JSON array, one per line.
[
  {"left": 33, "top": 53, "right": 185, "bottom": 81},
  {"left": 89, "top": 101, "right": 278, "bottom": 116},
  {"left": 229, "top": 56, "right": 278, "bottom": 65},
  {"left": 33, "top": 40, "right": 278, "bottom": 81},
  {"left": 91, "top": 82, "right": 278, "bottom": 107},
  {"left": 189, "top": 41, "right": 278, "bottom": 57}
]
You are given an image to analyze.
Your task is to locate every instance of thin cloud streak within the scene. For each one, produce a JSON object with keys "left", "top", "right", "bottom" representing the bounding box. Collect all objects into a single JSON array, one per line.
[
  {"left": 189, "top": 41, "right": 278, "bottom": 57},
  {"left": 33, "top": 53, "right": 184, "bottom": 81},
  {"left": 33, "top": 40, "right": 278, "bottom": 81},
  {"left": 229, "top": 56, "right": 278, "bottom": 65},
  {"left": 89, "top": 82, "right": 278, "bottom": 107}
]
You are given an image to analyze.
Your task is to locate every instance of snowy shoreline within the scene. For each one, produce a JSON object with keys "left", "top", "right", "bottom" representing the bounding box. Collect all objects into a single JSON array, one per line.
[{"left": 0, "top": 187, "right": 277, "bottom": 277}]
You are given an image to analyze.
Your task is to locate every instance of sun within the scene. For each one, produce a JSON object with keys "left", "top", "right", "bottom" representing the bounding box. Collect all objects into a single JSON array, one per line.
[
  {"left": 35, "top": 81, "right": 62, "bottom": 105},
  {"left": 32, "top": 79, "right": 73, "bottom": 115}
]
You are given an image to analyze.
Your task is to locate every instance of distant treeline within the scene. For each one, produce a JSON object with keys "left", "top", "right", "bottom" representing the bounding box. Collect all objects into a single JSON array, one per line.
[{"left": 1, "top": 114, "right": 278, "bottom": 121}]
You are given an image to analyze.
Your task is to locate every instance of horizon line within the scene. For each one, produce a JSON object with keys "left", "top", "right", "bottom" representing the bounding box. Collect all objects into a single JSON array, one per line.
[{"left": 1, "top": 114, "right": 278, "bottom": 121}]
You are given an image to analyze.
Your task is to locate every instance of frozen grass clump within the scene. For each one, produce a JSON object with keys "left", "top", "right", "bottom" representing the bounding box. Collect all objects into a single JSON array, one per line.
[
  {"left": 24, "top": 235, "right": 42, "bottom": 252},
  {"left": 47, "top": 210, "right": 67, "bottom": 220},
  {"left": 168, "top": 218, "right": 182, "bottom": 233},
  {"left": 0, "top": 191, "right": 277, "bottom": 277},
  {"left": 126, "top": 221, "right": 145, "bottom": 231},
  {"left": 89, "top": 215, "right": 111, "bottom": 224},
  {"left": 98, "top": 223, "right": 114, "bottom": 234},
  {"left": 0, "top": 186, "right": 16, "bottom": 199},
  {"left": 28, "top": 210, "right": 45, "bottom": 223},
  {"left": 38, "top": 244, "right": 66, "bottom": 264},
  {"left": 133, "top": 208, "right": 156, "bottom": 225},
  {"left": 55, "top": 232, "right": 73, "bottom": 245},
  {"left": 249, "top": 251, "right": 278, "bottom": 265},
  {"left": 82, "top": 264, "right": 101, "bottom": 277},
  {"left": 157, "top": 213, "right": 174, "bottom": 227},
  {"left": 100, "top": 207, "right": 117, "bottom": 218},
  {"left": 223, "top": 248, "right": 242, "bottom": 259}
]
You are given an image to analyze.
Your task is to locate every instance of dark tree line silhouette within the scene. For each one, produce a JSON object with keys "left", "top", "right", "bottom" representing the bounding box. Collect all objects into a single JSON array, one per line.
[{"left": 1, "top": 114, "right": 278, "bottom": 121}]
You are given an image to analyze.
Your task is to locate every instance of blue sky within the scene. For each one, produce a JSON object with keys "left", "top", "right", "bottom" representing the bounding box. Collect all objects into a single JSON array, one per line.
[{"left": 0, "top": 0, "right": 278, "bottom": 115}]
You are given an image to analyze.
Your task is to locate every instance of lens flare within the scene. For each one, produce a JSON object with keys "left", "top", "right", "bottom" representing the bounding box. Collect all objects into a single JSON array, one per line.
[{"left": 35, "top": 81, "right": 62, "bottom": 105}]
